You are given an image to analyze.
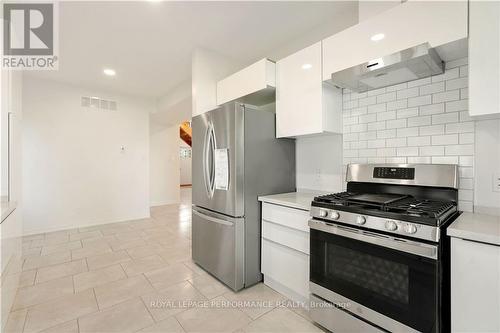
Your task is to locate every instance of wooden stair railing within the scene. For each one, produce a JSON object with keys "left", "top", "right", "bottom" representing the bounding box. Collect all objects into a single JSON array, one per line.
[{"left": 180, "top": 121, "right": 192, "bottom": 147}]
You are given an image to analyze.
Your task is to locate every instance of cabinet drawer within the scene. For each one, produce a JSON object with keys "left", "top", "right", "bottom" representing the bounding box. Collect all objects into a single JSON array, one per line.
[
  {"left": 261, "top": 239, "right": 309, "bottom": 300},
  {"left": 262, "top": 203, "right": 310, "bottom": 233},
  {"left": 262, "top": 220, "right": 309, "bottom": 255}
]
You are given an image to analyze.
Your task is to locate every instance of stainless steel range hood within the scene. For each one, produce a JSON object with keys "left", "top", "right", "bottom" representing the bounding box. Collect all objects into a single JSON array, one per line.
[{"left": 331, "top": 43, "right": 444, "bottom": 93}]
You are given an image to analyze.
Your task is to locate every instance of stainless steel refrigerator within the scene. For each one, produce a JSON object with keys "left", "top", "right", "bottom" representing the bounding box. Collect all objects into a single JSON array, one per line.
[{"left": 192, "top": 102, "right": 295, "bottom": 291}]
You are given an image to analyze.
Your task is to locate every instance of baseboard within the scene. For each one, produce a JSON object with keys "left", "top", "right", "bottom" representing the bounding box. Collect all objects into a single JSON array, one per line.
[
  {"left": 263, "top": 275, "right": 309, "bottom": 306},
  {"left": 22, "top": 213, "right": 151, "bottom": 236}
]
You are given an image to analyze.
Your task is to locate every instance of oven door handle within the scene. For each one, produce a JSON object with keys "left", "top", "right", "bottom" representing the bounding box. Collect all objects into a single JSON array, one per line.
[{"left": 308, "top": 219, "right": 438, "bottom": 260}]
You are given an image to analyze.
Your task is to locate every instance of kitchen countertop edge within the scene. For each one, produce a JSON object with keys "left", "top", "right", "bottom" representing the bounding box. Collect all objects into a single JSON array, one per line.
[
  {"left": 258, "top": 191, "right": 325, "bottom": 211},
  {"left": 447, "top": 211, "right": 500, "bottom": 246}
]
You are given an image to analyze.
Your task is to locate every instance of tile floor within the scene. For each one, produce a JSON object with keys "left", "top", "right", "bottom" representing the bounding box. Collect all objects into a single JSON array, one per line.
[{"left": 5, "top": 188, "right": 325, "bottom": 333}]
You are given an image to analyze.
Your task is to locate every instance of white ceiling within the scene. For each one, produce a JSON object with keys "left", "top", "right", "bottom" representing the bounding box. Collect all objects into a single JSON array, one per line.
[{"left": 27, "top": 1, "right": 357, "bottom": 98}]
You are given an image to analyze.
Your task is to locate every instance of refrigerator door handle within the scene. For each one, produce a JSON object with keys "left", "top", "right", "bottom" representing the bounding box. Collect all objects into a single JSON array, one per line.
[
  {"left": 203, "top": 122, "right": 216, "bottom": 198},
  {"left": 192, "top": 208, "right": 234, "bottom": 226}
]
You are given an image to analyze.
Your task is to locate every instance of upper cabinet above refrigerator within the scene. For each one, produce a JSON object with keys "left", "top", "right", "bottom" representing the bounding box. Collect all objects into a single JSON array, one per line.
[
  {"left": 276, "top": 42, "right": 342, "bottom": 138},
  {"left": 322, "top": 0, "right": 468, "bottom": 82}
]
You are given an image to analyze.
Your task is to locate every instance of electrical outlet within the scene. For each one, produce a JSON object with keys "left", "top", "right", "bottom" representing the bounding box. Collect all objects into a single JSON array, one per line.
[{"left": 493, "top": 173, "right": 500, "bottom": 192}]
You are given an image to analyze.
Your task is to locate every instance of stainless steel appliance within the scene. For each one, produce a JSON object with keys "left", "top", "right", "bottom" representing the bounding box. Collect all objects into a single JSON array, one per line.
[
  {"left": 308, "top": 164, "right": 461, "bottom": 333},
  {"left": 331, "top": 43, "right": 444, "bottom": 93},
  {"left": 192, "top": 102, "right": 295, "bottom": 291}
]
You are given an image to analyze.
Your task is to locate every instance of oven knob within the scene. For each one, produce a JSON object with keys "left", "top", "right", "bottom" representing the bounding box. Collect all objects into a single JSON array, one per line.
[
  {"left": 331, "top": 211, "right": 340, "bottom": 220},
  {"left": 404, "top": 224, "right": 418, "bottom": 234},
  {"left": 356, "top": 216, "right": 366, "bottom": 225},
  {"left": 318, "top": 209, "right": 328, "bottom": 218},
  {"left": 385, "top": 220, "right": 398, "bottom": 231}
]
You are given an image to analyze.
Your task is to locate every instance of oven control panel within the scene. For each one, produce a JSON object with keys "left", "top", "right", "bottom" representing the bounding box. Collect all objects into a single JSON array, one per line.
[{"left": 373, "top": 167, "right": 415, "bottom": 180}]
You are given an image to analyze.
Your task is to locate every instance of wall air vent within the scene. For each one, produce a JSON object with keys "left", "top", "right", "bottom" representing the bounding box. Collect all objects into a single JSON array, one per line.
[{"left": 81, "top": 96, "right": 118, "bottom": 111}]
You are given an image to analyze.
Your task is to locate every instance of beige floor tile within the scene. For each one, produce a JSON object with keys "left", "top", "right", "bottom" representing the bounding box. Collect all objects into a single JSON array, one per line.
[
  {"left": 86, "top": 250, "right": 131, "bottom": 271},
  {"left": 22, "top": 247, "right": 42, "bottom": 260},
  {"left": 23, "top": 251, "right": 71, "bottom": 271},
  {"left": 4, "top": 309, "right": 27, "bottom": 333},
  {"left": 99, "top": 224, "right": 134, "bottom": 235},
  {"left": 241, "top": 307, "right": 325, "bottom": 333},
  {"left": 40, "top": 320, "right": 78, "bottom": 333},
  {"left": 36, "top": 259, "right": 87, "bottom": 284},
  {"left": 188, "top": 274, "right": 230, "bottom": 300},
  {"left": 30, "top": 234, "right": 69, "bottom": 248},
  {"left": 94, "top": 274, "right": 154, "bottom": 309},
  {"left": 121, "top": 255, "right": 167, "bottom": 276},
  {"left": 78, "top": 298, "right": 154, "bottom": 333},
  {"left": 12, "top": 276, "right": 74, "bottom": 310},
  {"left": 23, "top": 289, "right": 98, "bottom": 333},
  {"left": 114, "top": 231, "right": 145, "bottom": 242},
  {"left": 73, "top": 264, "right": 127, "bottom": 293},
  {"left": 157, "top": 247, "right": 191, "bottom": 264},
  {"left": 71, "top": 242, "right": 112, "bottom": 260},
  {"left": 23, "top": 234, "right": 45, "bottom": 243},
  {"left": 126, "top": 243, "right": 165, "bottom": 259},
  {"left": 144, "top": 263, "right": 197, "bottom": 291},
  {"left": 40, "top": 241, "right": 82, "bottom": 256},
  {"left": 69, "top": 230, "right": 102, "bottom": 242},
  {"left": 16, "top": 270, "right": 37, "bottom": 288},
  {"left": 138, "top": 317, "right": 185, "bottom": 333},
  {"left": 141, "top": 281, "right": 206, "bottom": 322},
  {"left": 223, "top": 283, "right": 286, "bottom": 320},
  {"left": 175, "top": 296, "right": 251, "bottom": 333},
  {"left": 182, "top": 261, "right": 209, "bottom": 276},
  {"left": 109, "top": 238, "right": 148, "bottom": 251}
]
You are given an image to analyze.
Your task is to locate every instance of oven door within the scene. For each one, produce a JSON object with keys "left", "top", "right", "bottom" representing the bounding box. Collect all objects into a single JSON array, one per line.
[{"left": 309, "top": 219, "right": 440, "bottom": 333}]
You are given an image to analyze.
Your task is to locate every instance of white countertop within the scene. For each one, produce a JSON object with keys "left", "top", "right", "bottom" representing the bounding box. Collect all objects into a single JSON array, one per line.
[
  {"left": 447, "top": 212, "right": 500, "bottom": 246},
  {"left": 258, "top": 191, "right": 324, "bottom": 211}
]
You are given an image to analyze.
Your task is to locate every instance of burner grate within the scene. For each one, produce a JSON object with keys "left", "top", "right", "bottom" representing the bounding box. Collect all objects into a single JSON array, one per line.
[{"left": 314, "top": 192, "right": 456, "bottom": 220}]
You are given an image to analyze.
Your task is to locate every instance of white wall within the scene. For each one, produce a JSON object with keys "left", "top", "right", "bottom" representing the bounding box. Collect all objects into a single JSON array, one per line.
[
  {"left": 0, "top": 69, "right": 23, "bottom": 331},
  {"left": 358, "top": 1, "right": 401, "bottom": 22},
  {"left": 22, "top": 77, "right": 152, "bottom": 234},
  {"left": 150, "top": 126, "right": 180, "bottom": 206},
  {"left": 475, "top": 119, "right": 500, "bottom": 214},
  {"left": 296, "top": 135, "right": 344, "bottom": 192},
  {"left": 191, "top": 47, "right": 242, "bottom": 117}
]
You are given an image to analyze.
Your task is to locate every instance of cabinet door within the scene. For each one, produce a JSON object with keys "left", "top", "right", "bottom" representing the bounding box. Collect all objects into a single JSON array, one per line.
[
  {"left": 469, "top": 1, "right": 500, "bottom": 117},
  {"left": 276, "top": 42, "right": 323, "bottom": 138},
  {"left": 451, "top": 238, "right": 500, "bottom": 332},
  {"left": 322, "top": 1, "right": 467, "bottom": 80}
]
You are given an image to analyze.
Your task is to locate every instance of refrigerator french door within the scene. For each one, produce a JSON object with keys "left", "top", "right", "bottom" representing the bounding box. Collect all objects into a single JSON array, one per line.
[{"left": 191, "top": 102, "right": 295, "bottom": 291}]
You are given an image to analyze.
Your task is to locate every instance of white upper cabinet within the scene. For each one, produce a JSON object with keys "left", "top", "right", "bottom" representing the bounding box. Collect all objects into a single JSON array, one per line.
[
  {"left": 216, "top": 59, "right": 276, "bottom": 106},
  {"left": 276, "top": 42, "right": 342, "bottom": 138},
  {"left": 469, "top": 1, "right": 500, "bottom": 117},
  {"left": 322, "top": 1, "right": 468, "bottom": 80}
]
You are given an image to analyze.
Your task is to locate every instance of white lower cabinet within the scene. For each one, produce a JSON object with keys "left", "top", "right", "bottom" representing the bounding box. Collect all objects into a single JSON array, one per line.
[
  {"left": 261, "top": 203, "right": 310, "bottom": 303},
  {"left": 451, "top": 237, "right": 500, "bottom": 332}
]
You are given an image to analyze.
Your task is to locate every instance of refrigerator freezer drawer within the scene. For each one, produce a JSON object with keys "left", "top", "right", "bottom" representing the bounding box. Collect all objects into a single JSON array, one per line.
[{"left": 191, "top": 207, "right": 245, "bottom": 291}]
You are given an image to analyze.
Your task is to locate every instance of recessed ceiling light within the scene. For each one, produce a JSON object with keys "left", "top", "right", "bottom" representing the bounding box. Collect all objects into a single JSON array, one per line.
[
  {"left": 103, "top": 68, "right": 116, "bottom": 76},
  {"left": 371, "top": 33, "right": 385, "bottom": 42},
  {"left": 301, "top": 63, "right": 313, "bottom": 70}
]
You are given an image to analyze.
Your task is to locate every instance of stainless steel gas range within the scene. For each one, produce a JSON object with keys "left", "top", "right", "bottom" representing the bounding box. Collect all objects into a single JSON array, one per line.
[{"left": 308, "top": 164, "right": 461, "bottom": 333}]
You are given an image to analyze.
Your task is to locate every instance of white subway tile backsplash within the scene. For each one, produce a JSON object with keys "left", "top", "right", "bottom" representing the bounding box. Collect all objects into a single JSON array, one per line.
[
  {"left": 367, "top": 121, "right": 386, "bottom": 131},
  {"left": 342, "top": 59, "right": 473, "bottom": 211},
  {"left": 377, "top": 129, "right": 397, "bottom": 139},
  {"left": 419, "top": 82, "right": 445, "bottom": 95},
  {"left": 377, "top": 111, "right": 397, "bottom": 121},
  {"left": 408, "top": 95, "right": 432, "bottom": 107},
  {"left": 431, "top": 134, "right": 459, "bottom": 145},
  {"left": 387, "top": 99, "right": 408, "bottom": 111},
  {"left": 397, "top": 108, "right": 418, "bottom": 118},
  {"left": 407, "top": 77, "right": 431, "bottom": 88},
  {"left": 446, "top": 99, "right": 467, "bottom": 113},
  {"left": 432, "top": 112, "right": 459, "bottom": 125},
  {"left": 397, "top": 127, "right": 419, "bottom": 137},
  {"left": 446, "top": 58, "right": 468, "bottom": 69},
  {"left": 386, "top": 119, "right": 407, "bottom": 129},
  {"left": 419, "top": 103, "right": 445, "bottom": 116},
  {"left": 419, "top": 125, "right": 445, "bottom": 136},
  {"left": 419, "top": 146, "right": 445, "bottom": 156},
  {"left": 433, "top": 90, "right": 460, "bottom": 103},
  {"left": 446, "top": 77, "right": 468, "bottom": 91},
  {"left": 397, "top": 87, "right": 419, "bottom": 100},
  {"left": 408, "top": 116, "right": 431, "bottom": 127},
  {"left": 458, "top": 189, "right": 473, "bottom": 201},
  {"left": 386, "top": 138, "right": 407, "bottom": 147},
  {"left": 397, "top": 147, "right": 419, "bottom": 156},
  {"left": 407, "top": 136, "right": 431, "bottom": 146},
  {"left": 376, "top": 92, "right": 397, "bottom": 103}
]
